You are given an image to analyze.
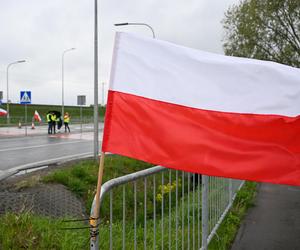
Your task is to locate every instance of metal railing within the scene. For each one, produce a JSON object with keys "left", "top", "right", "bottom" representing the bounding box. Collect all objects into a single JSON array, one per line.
[
  {"left": 0, "top": 116, "right": 95, "bottom": 126},
  {"left": 90, "top": 166, "right": 244, "bottom": 250}
]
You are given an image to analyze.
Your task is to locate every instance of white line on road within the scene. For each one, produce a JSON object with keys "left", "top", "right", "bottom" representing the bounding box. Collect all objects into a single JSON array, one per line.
[
  {"left": 0, "top": 140, "right": 87, "bottom": 153},
  {"left": 0, "top": 152, "right": 93, "bottom": 178}
]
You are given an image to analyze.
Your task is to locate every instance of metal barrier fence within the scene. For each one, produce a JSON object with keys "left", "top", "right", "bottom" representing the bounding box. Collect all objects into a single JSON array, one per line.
[{"left": 90, "top": 166, "right": 244, "bottom": 250}]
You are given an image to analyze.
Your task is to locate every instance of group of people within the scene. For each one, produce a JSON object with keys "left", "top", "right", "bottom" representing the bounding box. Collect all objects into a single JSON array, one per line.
[{"left": 47, "top": 112, "right": 71, "bottom": 134}]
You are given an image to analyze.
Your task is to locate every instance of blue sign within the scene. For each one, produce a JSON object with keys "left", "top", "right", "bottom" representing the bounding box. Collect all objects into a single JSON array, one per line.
[{"left": 20, "top": 91, "right": 31, "bottom": 104}]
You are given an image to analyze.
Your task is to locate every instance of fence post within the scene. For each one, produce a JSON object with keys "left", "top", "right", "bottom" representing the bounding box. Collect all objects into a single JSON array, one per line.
[
  {"left": 90, "top": 232, "right": 99, "bottom": 250},
  {"left": 201, "top": 175, "right": 209, "bottom": 250}
]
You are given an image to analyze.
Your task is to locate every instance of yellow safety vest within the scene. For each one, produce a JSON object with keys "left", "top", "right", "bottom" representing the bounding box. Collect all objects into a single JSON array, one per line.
[
  {"left": 46, "top": 114, "right": 51, "bottom": 122},
  {"left": 64, "top": 115, "right": 70, "bottom": 123}
]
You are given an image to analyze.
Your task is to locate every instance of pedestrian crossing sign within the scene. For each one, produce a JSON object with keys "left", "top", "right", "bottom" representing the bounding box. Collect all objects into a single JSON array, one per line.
[{"left": 20, "top": 91, "right": 31, "bottom": 104}]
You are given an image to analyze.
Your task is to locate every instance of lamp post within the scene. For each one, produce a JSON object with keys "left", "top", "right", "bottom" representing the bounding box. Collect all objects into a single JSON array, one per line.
[
  {"left": 102, "top": 82, "right": 105, "bottom": 106},
  {"left": 114, "top": 22, "right": 156, "bottom": 38},
  {"left": 6, "top": 60, "right": 26, "bottom": 124},
  {"left": 93, "top": 0, "right": 99, "bottom": 161},
  {"left": 62, "top": 48, "right": 75, "bottom": 117}
]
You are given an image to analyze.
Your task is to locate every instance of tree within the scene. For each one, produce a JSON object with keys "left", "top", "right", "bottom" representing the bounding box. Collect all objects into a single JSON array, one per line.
[{"left": 223, "top": 0, "right": 300, "bottom": 68}]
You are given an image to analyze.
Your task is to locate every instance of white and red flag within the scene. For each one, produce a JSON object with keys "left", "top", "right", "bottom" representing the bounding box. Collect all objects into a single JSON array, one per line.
[
  {"left": 33, "top": 110, "right": 41, "bottom": 122},
  {"left": 0, "top": 108, "right": 7, "bottom": 116},
  {"left": 102, "top": 32, "right": 300, "bottom": 186}
]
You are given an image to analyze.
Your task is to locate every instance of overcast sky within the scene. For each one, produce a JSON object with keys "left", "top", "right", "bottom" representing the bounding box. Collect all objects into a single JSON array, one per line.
[{"left": 0, "top": 0, "right": 239, "bottom": 106}]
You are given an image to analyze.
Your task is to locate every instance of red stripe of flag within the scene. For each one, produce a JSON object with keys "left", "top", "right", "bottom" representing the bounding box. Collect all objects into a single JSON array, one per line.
[{"left": 102, "top": 91, "right": 300, "bottom": 186}]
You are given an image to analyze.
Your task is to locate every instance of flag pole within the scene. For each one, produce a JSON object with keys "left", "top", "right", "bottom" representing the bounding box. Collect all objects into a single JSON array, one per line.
[
  {"left": 90, "top": 152, "right": 105, "bottom": 241},
  {"left": 95, "top": 151, "right": 105, "bottom": 217}
]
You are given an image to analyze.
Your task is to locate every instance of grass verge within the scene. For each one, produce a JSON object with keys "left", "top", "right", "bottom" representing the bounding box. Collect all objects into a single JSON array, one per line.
[
  {"left": 0, "top": 183, "right": 256, "bottom": 250},
  {"left": 0, "top": 213, "right": 89, "bottom": 250},
  {"left": 42, "top": 155, "right": 153, "bottom": 212},
  {"left": 1, "top": 157, "right": 257, "bottom": 249}
]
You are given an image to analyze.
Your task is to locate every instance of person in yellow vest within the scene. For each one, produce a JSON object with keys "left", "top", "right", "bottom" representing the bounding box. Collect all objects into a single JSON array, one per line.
[
  {"left": 46, "top": 112, "right": 52, "bottom": 134},
  {"left": 51, "top": 113, "right": 57, "bottom": 134},
  {"left": 64, "top": 112, "right": 71, "bottom": 133}
]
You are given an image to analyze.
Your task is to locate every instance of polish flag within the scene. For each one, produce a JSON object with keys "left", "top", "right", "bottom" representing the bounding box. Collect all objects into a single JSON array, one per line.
[
  {"left": 34, "top": 110, "right": 41, "bottom": 122},
  {"left": 0, "top": 108, "right": 7, "bottom": 116},
  {"left": 102, "top": 32, "right": 300, "bottom": 186}
]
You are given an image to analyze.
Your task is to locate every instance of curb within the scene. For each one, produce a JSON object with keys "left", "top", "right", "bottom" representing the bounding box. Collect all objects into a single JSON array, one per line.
[{"left": 0, "top": 153, "right": 93, "bottom": 181}]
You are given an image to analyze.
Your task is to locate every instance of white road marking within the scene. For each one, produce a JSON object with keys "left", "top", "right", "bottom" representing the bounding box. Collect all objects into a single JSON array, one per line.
[{"left": 0, "top": 140, "right": 87, "bottom": 152}]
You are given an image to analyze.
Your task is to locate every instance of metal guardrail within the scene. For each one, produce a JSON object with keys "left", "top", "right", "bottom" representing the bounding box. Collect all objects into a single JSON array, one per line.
[{"left": 90, "top": 166, "right": 244, "bottom": 250}]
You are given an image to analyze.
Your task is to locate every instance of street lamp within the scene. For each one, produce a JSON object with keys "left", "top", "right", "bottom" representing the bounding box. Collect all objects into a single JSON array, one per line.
[
  {"left": 101, "top": 82, "right": 105, "bottom": 106},
  {"left": 62, "top": 48, "right": 76, "bottom": 117},
  {"left": 6, "top": 60, "right": 26, "bottom": 124},
  {"left": 114, "top": 22, "right": 156, "bottom": 38},
  {"left": 93, "top": 0, "right": 99, "bottom": 161}
]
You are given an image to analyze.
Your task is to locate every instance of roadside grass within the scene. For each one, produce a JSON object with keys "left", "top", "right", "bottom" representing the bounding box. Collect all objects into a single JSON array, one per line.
[
  {"left": 1, "top": 156, "right": 257, "bottom": 249},
  {"left": 43, "top": 156, "right": 257, "bottom": 249},
  {"left": 0, "top": 212, "right": 89, "bottom": 250},
  {"left": 14, "top": 175, "right": 42, "bottom": 190},
  {"left": 42, "top": 155, "right": 153, "bottom": 212},
  {"left": 0, "top": 180, "right": 256, "bottom": 250},
  {"left": 208, "top": 181, "right": 257, "bottom": 249}
]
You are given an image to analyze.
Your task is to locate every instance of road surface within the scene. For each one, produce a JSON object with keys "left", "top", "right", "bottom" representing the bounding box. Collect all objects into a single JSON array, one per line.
[
  {"left": 0, "top": 131, "right": 102, "bottom": 176},
  {"left": 0, "top": 123, "right": 97, "bottom": 138},
  {"left": 231, "top": 183, "right": 300, "bottom": 250}
]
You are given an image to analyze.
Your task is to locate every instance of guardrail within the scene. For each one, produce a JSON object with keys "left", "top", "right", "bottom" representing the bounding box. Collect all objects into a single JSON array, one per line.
[{"left": 90, "top": 166, "right": 244, "bottom": 250}]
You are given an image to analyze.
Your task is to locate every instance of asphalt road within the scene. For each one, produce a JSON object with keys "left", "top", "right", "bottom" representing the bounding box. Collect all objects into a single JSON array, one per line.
[
  {"left": 0, "top": 131, "right": 101, "bottom": 172},
  {"left": 231, "top": 183, "right": 300, "bottom": 250}
]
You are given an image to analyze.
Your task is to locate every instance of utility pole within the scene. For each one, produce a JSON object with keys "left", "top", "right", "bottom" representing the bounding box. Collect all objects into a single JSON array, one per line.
[{"left": 93, "top": 0, "right": 99, "bottom": 160}]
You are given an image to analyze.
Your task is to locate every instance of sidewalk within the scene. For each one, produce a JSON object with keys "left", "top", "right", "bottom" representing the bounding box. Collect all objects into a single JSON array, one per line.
[
  {"left": 231, "top": 183, "right": 300, "bottom": 250},
  {"left": 0, "top": 123, "right": 102, "bottom": 138}
]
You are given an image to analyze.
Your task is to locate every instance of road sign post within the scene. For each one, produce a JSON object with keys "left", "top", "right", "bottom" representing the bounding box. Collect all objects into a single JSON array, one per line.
[
  {"left": 77, "top": 95, "right": 86, "bottom": 133},
  {"left": 25, "top": 104, "right": 27, "bottom": 136},
  {"left": 20, "top": 91, "right": 31, "bottom": 136}
]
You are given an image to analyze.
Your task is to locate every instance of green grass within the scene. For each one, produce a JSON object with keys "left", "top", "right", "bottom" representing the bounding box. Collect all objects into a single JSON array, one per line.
[
  {"left": 0, "top": 103, "right": 106, "bottom": 125},
  {"left": 0, "top": 213, "right": 89, "bottom": 250},
  {"left": 43, "top": 156, "right": 257, "bottom": 249},
  {"left": 1, "top": 156, "right": 257, "bottom": 249},
  {"left": 0, "top": 181, "right": 256, "bottom": 250},
  {"left": 43, "top": 156, "right": 153, "bottom": 212}
]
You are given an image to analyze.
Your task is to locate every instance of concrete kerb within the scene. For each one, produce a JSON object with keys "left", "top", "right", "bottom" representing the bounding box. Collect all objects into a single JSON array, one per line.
[
  {"left": 0, "top": 124, "right": 97, "bottom": 139},
  {"left": 0, "top": 152, "right": 93, "bottom": 181}
]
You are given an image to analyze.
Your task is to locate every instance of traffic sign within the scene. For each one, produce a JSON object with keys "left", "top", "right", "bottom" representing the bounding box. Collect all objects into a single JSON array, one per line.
[
  {"left": 20, "top": 91, "right": 31, "bottom": 104},
  {"left": 77, "top": 95, "right": 86, "bottom": 106}
]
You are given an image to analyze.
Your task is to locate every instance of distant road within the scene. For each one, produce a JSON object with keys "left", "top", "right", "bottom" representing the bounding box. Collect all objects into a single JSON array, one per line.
[
  {"left": 0, "top": 131, "right": 102, "bottom": 175},
  {"left": 0, "top": 123, "right": 99, "bottom": 138}
]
